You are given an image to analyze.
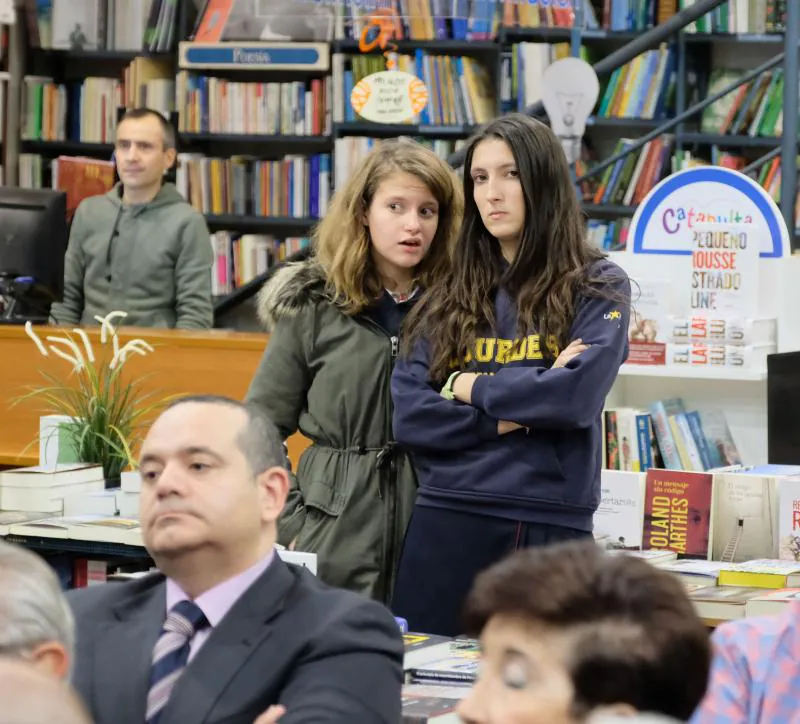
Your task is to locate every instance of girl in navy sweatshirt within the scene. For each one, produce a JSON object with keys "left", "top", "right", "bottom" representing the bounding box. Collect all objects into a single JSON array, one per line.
[{"left": 390, "top": 113, "right": 631, "bottom": 636}]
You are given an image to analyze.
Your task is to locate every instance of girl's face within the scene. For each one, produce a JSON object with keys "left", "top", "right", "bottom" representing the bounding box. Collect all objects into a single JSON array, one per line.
[
  {"left": 364, "top": 171, "right": 439, "bottom": 285},
  {"left": 470, "top": 138, "right": 525, "bottom": 253}
]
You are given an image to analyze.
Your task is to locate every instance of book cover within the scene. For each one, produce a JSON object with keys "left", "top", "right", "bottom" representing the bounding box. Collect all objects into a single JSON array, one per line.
[
  {"left": 711, "top": 470, "right": 777, "bottom": 562},
  {"left": 53, "top": 156, "right": 116, "bottom": 222},
  {"left": 776, "top": 474, "right": 800, "bottom": 560},
  {"left": 594, "top": 469, "right": 646, "bottom": 549},
  {"left": 642, "top": 468, "right": 714, "bottom": 558}
]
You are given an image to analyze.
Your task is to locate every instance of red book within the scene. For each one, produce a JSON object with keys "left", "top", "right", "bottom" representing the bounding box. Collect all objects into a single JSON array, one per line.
[
  {"left": 642, "top": 469, "right": 714, "bottom": 558},
  {"left": 54, "top": 156, "right": 116, "bottom": 222}
]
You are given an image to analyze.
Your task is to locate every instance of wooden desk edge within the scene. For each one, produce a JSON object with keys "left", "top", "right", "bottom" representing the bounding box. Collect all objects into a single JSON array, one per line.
[{"left": 7, "top": 324, "right": 270, "bottom": 352}]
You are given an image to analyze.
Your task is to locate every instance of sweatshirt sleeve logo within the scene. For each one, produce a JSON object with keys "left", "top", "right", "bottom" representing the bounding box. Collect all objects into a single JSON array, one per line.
[{"left": 604, "top": 310, "right": 622, "bottom": 321}]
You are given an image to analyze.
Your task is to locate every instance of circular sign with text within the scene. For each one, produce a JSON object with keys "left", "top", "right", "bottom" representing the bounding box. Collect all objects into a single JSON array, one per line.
[
  {"left": 350, "top": 70, "right": 429, "bottom": 124},
  {"left": 628, "top": 166, "right": 790, "bottom": 258}
]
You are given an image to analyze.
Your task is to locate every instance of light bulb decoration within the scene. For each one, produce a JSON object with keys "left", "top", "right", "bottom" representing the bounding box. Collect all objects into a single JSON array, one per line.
[{"left": 540, "top": 57, "right": 600, "bottom": 166}]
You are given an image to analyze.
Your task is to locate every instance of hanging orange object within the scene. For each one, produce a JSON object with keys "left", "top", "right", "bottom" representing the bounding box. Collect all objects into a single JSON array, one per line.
[{"left": 358, "top": 8, "right": 399, "bottom": 70}]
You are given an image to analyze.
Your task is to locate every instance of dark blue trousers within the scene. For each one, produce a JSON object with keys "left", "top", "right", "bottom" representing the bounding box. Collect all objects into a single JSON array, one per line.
[{"left": 391, "top": 505, "right": 592, "bottom": 637}]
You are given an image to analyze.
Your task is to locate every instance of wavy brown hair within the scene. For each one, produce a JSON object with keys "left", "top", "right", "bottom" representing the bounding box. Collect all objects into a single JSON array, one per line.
[
  {"left": 314, "top": 137, "right": 463, "bottom": 314},
  {"left": 403, "top": 113, "right": 626, "bottom": 381}
]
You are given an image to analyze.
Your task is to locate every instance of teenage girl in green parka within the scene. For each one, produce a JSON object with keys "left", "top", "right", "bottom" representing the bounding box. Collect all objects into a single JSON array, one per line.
[{"left": 245, "top": 139, "right": 463, "bottom": 603}]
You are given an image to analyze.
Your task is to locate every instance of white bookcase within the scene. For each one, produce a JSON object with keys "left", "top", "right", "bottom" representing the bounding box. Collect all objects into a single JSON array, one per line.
[{"left": 606, "top": 249, "right": 800, "bottom": 466}]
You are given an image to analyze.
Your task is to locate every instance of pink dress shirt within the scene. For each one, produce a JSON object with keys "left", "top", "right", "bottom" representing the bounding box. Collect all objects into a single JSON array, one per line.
[{"left": 165, "top": 549, "right": 275, "bottom": 662}]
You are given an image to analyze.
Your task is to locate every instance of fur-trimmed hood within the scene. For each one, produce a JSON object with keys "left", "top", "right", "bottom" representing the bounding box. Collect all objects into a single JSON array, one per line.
[{"left": 256, "top": 257, "right": 330, "bottom": 330}]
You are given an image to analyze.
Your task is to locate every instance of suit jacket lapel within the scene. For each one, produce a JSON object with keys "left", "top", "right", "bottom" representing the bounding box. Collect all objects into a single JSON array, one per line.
[
  {"left": 163, "top": 557, "right": 297, "bottom": 724},
  {"left": 93, "top": 577, "right": 166, "bottom": 724}
]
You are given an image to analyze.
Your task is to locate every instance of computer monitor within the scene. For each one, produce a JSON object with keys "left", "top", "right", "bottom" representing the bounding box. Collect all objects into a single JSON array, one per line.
[
  {"left": 767, "top": 350, "right": 800, "bottom": 464},
  {"left": 0, "top": 187, "right": 68, "bottom": 322}
]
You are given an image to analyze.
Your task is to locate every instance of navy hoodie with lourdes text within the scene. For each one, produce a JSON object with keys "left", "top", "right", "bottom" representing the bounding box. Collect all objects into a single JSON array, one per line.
[{"left": 391, "top": 259, "right": 631, "bottom": 532}]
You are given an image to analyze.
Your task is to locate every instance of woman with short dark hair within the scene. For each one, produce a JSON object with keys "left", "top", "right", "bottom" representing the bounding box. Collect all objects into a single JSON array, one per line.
[{"left": 457, "top": 540, "right": 711, "bottom": 723}]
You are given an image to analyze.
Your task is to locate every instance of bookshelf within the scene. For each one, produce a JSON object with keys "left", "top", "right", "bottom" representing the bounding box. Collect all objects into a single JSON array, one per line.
[
  {"left": 175, "top": 32, "right": 331, "bottom": 297},
  {"left": 618, "top": 365, "right": 768, "bottom": 382},
  {"left": 4, "top": 0, "right": 798, "bottom": 314}
]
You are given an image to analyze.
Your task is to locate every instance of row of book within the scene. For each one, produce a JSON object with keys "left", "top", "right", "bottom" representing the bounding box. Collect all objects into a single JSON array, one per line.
[
  {"left": 598, "top": 42, "right": 676, "bottom": 120},
  {"left": 15, "top": 143, "right": 798, "bottom": 240},
  {"left": 596, "top": 463, "right": 800, "bottom": 562},
  {"left": 587, "top": 217, "right": 630, "bottom": 251},
  {"left": 340, "top": 0, "right": 499, "bottom": 42},
  {"left": 593, "top": 0, "right": 673, "bottom": 32},
  {"left": 210, "top": 233, "right": 311, "bottom": 296},
  {"left": 184, "top": 0, "right": 788, "bottom": 45},
  {"left": 634, "top": 551, "right": 800, "bottom": 624},
  {"left": 502, "top": 41, "right": 586, "bottom": 111},
  {"left": 174, "top": 153, "right": 332, "bottom": 220},
  {"left": 17, "top": 54, "right": 796, "bottom": 147},
  {"left": 336, "top": 0, "right": 679, "bottom": 38},
  {"left": 501, "top": 40, "right": 676, "bottom": 121},
  {"left": 501, "top": 0, "right": 678, "bottom": 34},
  {"left": 21, "top": 76, "right": 122, "bottom": 144},
  {"left": 20, "top": 57, "right": 176, "bottom": 144},
  {"left": 684, "top": 0, "right": 788, "bottom": 34},
  {"left": 333, "top": 135, "right": 467, "bottom": 188},
  {"left": 595, "top": 458, "right": 800, "bottom": 625},
  {"left": 582, "top": 0, "right": 786, "bottom": 36},
  {"left": 592, "top": 135, "right": 674, "bottom": 206},
  {"left": 701, "top": 67, "right": 786, "bottom": 138},
  {"left": 176, "top": 72, "right": 331, "bottom": 137},
  {"left": 583, "top": 138, "right": 800, "bottom": 225},
  {"left": 26, "top": 0, "right": 178, "bottom": 52},
  {"left": 602, "top": 397, "right": 741, "bottom": 474},
  {"left": 337, "top": 52, "right": 495, "bottom": 128},
  {"left": 28, "top": 0, "right": 791, "bottom": 60},
  {"left": 500, "top": 0, "right": 598, "bottom": 30}
]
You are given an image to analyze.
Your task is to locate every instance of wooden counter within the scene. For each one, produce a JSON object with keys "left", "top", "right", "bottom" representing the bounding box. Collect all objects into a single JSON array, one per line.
[{"left": 0, "top": 324, "right": 310, "bottom": 468}]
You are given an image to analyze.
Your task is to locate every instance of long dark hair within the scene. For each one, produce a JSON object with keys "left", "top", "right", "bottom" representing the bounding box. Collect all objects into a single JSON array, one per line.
[{"left": 403, "top": 113, "right": 625, "bottom": 381}]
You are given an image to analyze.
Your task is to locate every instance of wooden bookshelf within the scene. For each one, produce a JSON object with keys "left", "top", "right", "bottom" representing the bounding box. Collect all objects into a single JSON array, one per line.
[
  {"left": 180, "top": 132, "right": 333, "bottom": 148},
  {"left": 204, "top": 215, "right": 319, "bottom": 232},
  {"left": 9, "top": 0, "right": 799, "bottom": 306}
]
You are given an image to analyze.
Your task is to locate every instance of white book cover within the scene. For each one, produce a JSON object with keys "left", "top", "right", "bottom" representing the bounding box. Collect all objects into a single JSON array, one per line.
[
  {"left": 777, "top": 475, "right": 800, "bottom": 561},
  {"left": 661, "top": 559, "right": 729, "bottom": 581},
  {"left": 0, "top": 464, "right": 104, "bottom": 488},
  {"left": 594, "top": 470, "right": 646, "bottom": 549},
  {"left": 711, "top": 471, "right": 778, "bottom": 562},
  {"left": 51, "top": 0, "right": 99, "bottom": 50},
  {"left": 627, "top": 278, "right": 674, "bottom": 365},
  {"left": 276, "top": 548, "right": 317, "bottom": 575},
  {"left": 0, "top": 479, "right": 106, "bottom": 514}
]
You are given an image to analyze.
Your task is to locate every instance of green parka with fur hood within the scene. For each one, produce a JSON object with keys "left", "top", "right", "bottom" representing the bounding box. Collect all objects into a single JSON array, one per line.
[{"left": 245, "top": 257, "right": 419, "bottom": 604}]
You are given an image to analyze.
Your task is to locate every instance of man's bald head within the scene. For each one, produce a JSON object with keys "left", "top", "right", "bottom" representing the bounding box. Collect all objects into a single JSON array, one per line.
[{"left": 0, "top": 657, "right": 91, "bottom": 724}]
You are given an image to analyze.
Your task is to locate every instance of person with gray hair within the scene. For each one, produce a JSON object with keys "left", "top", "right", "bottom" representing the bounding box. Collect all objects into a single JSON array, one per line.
[
  {"left": 0, "top": 656, "right": 92, "bottom": 724},
  {"left": 0, "top": 540, "right": 74, "bottom": 680},
  {"left": 66, "top": 394, "right": 403, "bottom": 724}
]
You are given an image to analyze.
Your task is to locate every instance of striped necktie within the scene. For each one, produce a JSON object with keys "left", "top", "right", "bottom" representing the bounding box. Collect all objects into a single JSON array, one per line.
[{"left": 146, "top": 599, "right": 209, "bottom": 724}]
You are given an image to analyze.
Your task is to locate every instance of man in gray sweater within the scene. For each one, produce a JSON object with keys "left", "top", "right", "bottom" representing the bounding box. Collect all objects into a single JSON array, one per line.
[{"left": 51, "top": 108, "right": 214, "bottom": 330}]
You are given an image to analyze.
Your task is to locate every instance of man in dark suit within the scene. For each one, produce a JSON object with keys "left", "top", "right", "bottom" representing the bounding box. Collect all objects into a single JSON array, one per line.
[{"left": 67, "top": 395, "right": 404, "bottom": 724}]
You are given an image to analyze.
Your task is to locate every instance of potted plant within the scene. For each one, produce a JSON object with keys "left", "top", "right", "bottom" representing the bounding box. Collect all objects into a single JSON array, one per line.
[{"left": 18, "top": 311, "right": 168, "bottom": 486}]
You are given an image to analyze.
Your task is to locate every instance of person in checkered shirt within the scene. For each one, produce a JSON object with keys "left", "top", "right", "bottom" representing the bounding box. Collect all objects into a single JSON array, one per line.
[{"left": 690, "top": 600, "right": 800, "bottom": 723}]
